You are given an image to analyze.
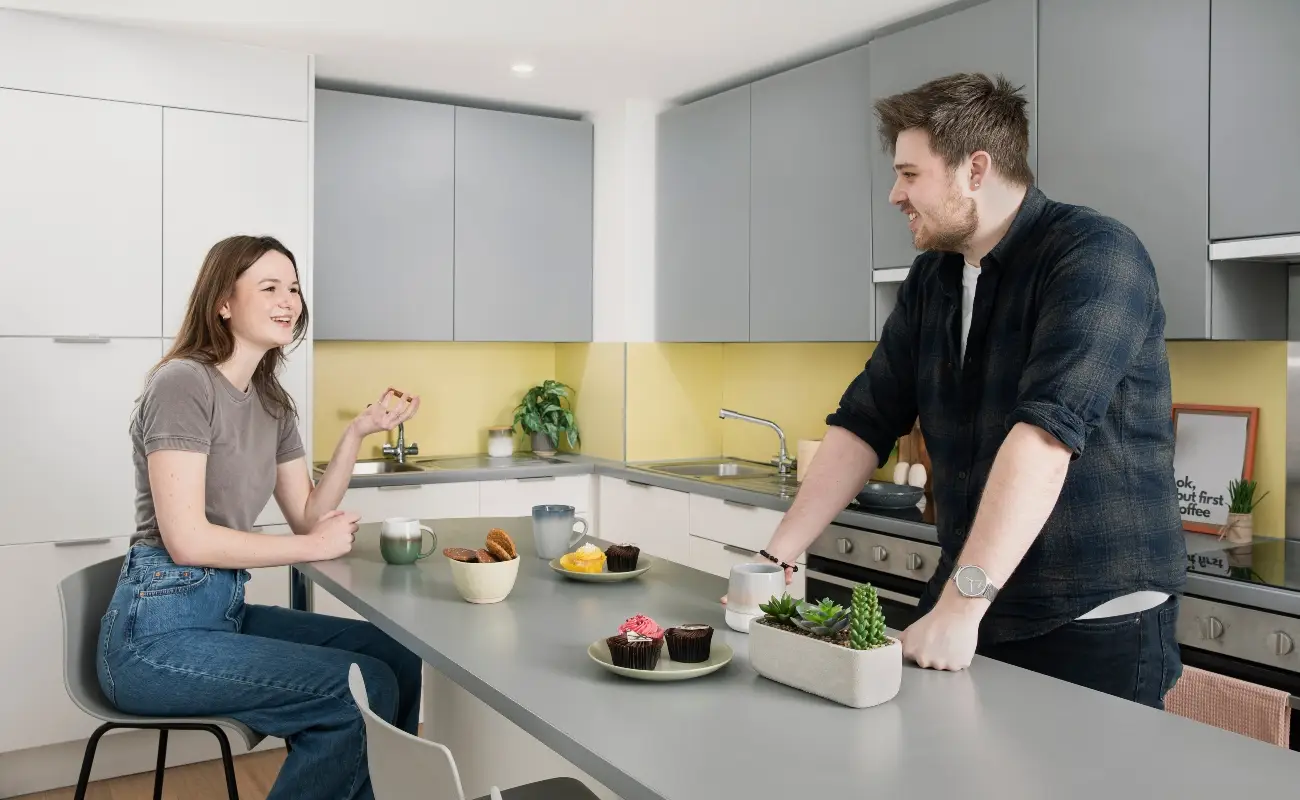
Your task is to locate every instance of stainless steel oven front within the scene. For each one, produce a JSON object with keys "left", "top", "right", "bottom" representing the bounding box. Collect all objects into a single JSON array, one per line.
[{"left": 804, "top": 523, "right": 942, "bottom": 631}]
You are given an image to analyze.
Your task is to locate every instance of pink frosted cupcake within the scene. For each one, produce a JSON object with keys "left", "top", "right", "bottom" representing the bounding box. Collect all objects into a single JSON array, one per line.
[{"left": 618, "top": 614, "right": 664, "bottom": 640}]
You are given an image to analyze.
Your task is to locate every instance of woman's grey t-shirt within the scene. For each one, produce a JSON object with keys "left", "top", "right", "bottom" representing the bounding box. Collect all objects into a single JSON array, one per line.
[{"left": 130, "top": 358, "right": 305, "bottom": 550}]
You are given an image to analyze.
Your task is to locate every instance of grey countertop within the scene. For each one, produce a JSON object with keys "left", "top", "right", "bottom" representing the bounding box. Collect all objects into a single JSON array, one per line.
[
  {"left": 332, "top": 453, "right": 1300, "bottom": 618},
  {"left": 297, "top": 517, "right": 1300, "bottom": 800}
]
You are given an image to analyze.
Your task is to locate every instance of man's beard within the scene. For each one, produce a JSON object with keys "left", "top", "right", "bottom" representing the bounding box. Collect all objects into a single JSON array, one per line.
[{"left": 914, "top": 186, "right": 978, "bottom": 253}]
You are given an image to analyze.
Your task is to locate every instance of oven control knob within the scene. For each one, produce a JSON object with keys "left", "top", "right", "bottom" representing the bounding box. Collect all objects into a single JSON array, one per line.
[
  {"left": 1199, "top": 616, "right": 1225, "bottom": 641},
  {"left": 836, "top": 538, "right": 853, "bottom": 555},
  {"left": 871, "top": 545, "right": 888, "bottom": 562},
  {"left": 906, "top": 552, "right": 924, "bottom": 571},
  {"left": 1268, "top": 631, "right": 1295, "bottom": 656}
]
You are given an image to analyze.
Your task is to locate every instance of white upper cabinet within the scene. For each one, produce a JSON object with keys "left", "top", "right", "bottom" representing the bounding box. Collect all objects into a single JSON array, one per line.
[
  {"left": 162, "top": 109, "right": 309, "bottom": 337},
  {"left": 0, "top": 89, "right": 162, "bottom": 337}
]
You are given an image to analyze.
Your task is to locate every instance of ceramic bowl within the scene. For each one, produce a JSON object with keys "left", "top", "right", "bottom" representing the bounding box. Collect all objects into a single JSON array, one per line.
[{"left": 446, "top": 555, "right": 520, "bottom": 604}]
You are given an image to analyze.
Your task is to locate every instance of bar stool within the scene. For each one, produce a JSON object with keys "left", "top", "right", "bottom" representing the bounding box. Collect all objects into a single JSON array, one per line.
[
  {"left": 347, "top": 663, "right": 602, "bottom": 800},
  {"left": 57, "top": 555, "right": 261, "bottom": 800}
]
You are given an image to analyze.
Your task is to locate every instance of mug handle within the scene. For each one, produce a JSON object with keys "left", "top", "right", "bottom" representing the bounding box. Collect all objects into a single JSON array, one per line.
[
  {"left": 568, "top": 517, "right": 589, "bottom": 548},
  {"left": 416, "top": 525, "right": 437, "bottom": 560}
]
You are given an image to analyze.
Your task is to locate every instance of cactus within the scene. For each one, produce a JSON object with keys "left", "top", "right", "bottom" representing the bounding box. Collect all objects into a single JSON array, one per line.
[
  {"left": 793, "top": 598, "right": 850, "bottom": 637},
  {"left": 849, "top": 583, "right": 888, "bottom": 650},
  {"left": 759, "top": 592, "right": 800, "bottom": 625}
]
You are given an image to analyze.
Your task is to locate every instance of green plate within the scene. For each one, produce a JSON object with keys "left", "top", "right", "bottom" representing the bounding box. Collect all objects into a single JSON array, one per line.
[
  {"left": 549, "top": 557, "right": 651, "bottom": 582},
  {"left": 587, "top": 639, "right": 733, "bottom": 681}
]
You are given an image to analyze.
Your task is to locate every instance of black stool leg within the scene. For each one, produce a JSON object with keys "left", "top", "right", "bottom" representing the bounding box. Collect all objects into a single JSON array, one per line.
[
  {"left": 204, "top": 725, "right": 240, "bottom": 800},
  {"left": 153, "top": 729, "right": 169, "bottom": 800},
  {"left": 73, "top": 723, "right": 114, "bottom": 800}
]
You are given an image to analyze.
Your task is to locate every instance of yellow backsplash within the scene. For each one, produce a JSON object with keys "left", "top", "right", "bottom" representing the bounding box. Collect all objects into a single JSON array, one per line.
[{"left": 555, "top": 343, "right": 626, "bottom": 462}]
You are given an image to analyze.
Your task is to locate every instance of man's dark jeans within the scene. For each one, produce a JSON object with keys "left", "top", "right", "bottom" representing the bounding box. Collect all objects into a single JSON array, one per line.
[{"left": 976, "top": 596, "right": 1183, "bottom": 709}]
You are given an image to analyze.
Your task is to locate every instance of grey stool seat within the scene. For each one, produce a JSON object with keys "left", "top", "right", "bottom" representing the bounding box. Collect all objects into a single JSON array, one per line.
[
  {"left": 348, "top": 663, "right": 601, "bottom": 800},
  {"left": 58, "top": 554, "right": 265, "bottom": 800}
]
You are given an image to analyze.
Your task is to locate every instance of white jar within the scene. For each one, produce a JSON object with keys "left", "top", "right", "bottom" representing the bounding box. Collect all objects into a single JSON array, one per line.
[{"left": 487, "top": 426, "right": 514, "bottom": 458}]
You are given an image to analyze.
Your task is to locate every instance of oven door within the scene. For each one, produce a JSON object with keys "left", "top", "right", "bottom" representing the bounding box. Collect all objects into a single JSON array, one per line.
[{"left": 804, "top": 554, "right": 930, "bottom": 631}]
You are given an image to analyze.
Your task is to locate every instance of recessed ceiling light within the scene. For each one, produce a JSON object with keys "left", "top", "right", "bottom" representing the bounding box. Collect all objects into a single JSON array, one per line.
[{"left": 511, "top": 63, "right": 535, "bottom": 75}]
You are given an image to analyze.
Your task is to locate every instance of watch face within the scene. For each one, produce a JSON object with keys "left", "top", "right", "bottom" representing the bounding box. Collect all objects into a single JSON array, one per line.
[{"left": 955, "top": 566, "right": 988, "bottom": 597}]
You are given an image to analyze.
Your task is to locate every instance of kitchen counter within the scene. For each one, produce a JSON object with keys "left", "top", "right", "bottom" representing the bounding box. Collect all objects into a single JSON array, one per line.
[
  {"left": 296, "top": 517, "right": 1300, "bottom": 800},
  {"left": 333, "top": 453, "right": 1300, "bottom": 618}
]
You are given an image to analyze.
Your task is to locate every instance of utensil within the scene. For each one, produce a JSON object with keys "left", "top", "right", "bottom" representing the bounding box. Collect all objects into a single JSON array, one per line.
[
  {"left": 549, "top": 557, "right": 651, "bottom": 582},
  {"left": 379, "top": 517, "right": 437, "bottom": 565},
  {"left": 587, "top": 639, "right": 733, "bottom": 681},
  {"left": 855, "top": 481, "right": 924, "bottom": 510},
  {"left": 531, "top": 504, "right": 589, "bottom": 559}
]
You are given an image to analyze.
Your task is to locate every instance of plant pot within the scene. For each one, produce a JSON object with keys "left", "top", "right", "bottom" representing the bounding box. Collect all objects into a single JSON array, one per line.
[
  {"left": 748, "top": 618, "right": 902, "bottom": 708},
  {"left": 530, "top": 431, "right": 557, "bottom": 456},
  {"left": 1222, "top": 511, "right": 1253, "bottom": 544}
]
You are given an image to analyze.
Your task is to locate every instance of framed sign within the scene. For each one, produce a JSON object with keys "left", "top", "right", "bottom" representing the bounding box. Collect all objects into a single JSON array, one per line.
[{"left": 1171, "top": 404, "right": 1259, "bottom": 533}]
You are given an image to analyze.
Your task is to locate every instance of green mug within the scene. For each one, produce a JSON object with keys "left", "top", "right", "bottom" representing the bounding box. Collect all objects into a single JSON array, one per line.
[{"left": 380, "top": 517, "right": 437, "bottom": 565}]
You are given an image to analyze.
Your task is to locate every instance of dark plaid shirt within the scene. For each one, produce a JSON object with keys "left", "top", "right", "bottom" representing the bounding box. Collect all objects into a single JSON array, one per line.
[{"left": 827, "top": 185, "right": 1186, "bottom": 645}]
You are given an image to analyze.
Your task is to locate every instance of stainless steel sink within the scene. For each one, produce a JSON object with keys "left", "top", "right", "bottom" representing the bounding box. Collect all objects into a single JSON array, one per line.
[
  {"left": 639, "top": 459, "right": 776, "bottom": 480},
  {"left": 316, "top": 459, "right": 425, "bottom": 476}
]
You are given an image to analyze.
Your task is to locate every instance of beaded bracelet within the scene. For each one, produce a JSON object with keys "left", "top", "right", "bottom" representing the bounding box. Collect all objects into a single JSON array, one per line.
[{"left": 759, "top": 549, "right": 799, "bottom": 573}]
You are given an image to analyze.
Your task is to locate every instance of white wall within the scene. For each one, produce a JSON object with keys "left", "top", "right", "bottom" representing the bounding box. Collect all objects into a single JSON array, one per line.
[{"left": 590, "top": 99, "right": 664, "bottom": 343}]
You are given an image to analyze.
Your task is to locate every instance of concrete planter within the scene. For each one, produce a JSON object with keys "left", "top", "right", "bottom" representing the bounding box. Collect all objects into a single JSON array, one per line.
[
  {"left": 530, "top": 431, "right": 557, "bottom": 456},
  {"left": 748, "top": 619, "right": 902, "bottom": 708}
]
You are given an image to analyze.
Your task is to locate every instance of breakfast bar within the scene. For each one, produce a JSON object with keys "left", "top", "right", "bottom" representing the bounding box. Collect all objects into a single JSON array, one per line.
[{"left": 293, "top": 517, "right": 1300, "bottom": 800}]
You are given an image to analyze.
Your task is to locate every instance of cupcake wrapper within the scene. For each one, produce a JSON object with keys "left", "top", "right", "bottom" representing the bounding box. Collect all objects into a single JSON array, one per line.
[
  {"left": 606, "top": 552, "right": 639, "bottom": 572},
  {"left": 607, "top": 636, "right": 662, "bottom": 670},
  {"left": 666, "top": 628, "right": 713, "bottom": 663}
]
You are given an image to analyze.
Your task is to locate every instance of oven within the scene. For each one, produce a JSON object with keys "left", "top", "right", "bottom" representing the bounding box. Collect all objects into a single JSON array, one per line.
[{"left": 804, "top": 523, "right": 941, "bottom": 632}]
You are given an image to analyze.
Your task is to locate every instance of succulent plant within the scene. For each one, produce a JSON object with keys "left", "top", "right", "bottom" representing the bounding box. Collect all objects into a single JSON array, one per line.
[
  {"left": 849, "top": 583, "right": 888, "bottom": 650},
  {"left": 759, "top": 592, "right": 801, "bottom": 624},
  {"left": 793, "top": 598, "right": 850, "bottom": 637}
]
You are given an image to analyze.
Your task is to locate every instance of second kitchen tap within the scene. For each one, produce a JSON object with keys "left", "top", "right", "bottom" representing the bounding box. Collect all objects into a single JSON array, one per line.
[{"left": 718, "top": 409, "right": 794, "bottom": 476}]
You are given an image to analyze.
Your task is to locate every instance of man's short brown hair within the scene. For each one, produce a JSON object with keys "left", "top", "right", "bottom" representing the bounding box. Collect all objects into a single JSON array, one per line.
[{"left": 874, "top": 72, "right": 1035, "bottom": 187}]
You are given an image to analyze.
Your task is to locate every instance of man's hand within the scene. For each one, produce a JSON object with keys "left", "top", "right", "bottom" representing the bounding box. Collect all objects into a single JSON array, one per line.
[{"left": 899, "top": 591, "right": 985, "bottom": 671}]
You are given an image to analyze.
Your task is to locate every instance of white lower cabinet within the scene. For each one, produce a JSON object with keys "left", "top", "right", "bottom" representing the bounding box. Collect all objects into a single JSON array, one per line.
[
  {"left": 687, "top": 493, "right": 805, "bottom": 563},
  {"left": 478, "top": 475, "right": 595, "bottom": 537},
  {"left": 597, "top": 476, "right": 690, "bottom": 564},
  {"left": 0, "top": 537, "right": 131, "bottom": 754},
  {"left": 245, "top": 524, "right": 293, "bottom": 609},
  {"left": 687, "top": 535, "right": 806, "bottom": 600},
  {"left": 340, "top": 482, "right": 481, "bottom": 523}
]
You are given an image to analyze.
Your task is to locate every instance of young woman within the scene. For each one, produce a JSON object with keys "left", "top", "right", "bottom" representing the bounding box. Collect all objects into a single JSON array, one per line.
[{"left": 97, "top": 235, "right": 422, "bottom": 800}]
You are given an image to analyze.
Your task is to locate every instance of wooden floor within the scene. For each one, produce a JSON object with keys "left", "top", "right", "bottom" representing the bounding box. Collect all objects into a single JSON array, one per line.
[{"left": 15, "top": 748, "right": 289, "bottom": 800}]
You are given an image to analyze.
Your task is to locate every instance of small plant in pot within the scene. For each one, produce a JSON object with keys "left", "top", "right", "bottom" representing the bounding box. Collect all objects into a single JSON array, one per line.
[
  {"left": 1223, "top": 478, "right": 1268, "bottom": 544},
  {"left": 511, "top": 379, "right": 580, "bottom": 456},
  {"left": 749, "top": 585, "right": 901, "bottom": 709}
]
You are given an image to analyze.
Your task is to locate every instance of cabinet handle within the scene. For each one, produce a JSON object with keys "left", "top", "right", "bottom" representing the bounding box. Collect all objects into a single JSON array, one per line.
[
  {"left": 54, "top": 538, "right": 112, "bottom": 547},
  {"left": 723, "top": 499, "right": 754, "bottom": 509},
  {"left": 53, "top": 336, "right": 110, "bottom": 344},
  {"left": 626, "top": 480, "right": 653, "bottom": 488},
  {"left": 518, "top": 476, "right": 556, "bottom": 483},
  {"left": 722, "top": 544, "right": 756, "bottom": 557},
  {"left": 378, "top": 484, "right": 421, "bottom": 491}
]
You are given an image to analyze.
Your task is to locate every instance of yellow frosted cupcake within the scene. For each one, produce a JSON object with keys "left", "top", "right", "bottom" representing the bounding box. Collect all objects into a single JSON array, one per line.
[{"left": 559, "top": 543, "right": 606, "bottom": 573}]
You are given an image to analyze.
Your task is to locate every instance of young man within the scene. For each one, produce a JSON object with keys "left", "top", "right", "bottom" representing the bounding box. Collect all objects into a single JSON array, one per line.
[{"left": 756, "top": 73, "right": 1187, "bottom": 709}]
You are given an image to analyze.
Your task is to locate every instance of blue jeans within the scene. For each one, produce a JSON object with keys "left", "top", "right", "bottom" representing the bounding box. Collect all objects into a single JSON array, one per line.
[{"left": 97, "top": 544, "right": 421, "bottom": 800}]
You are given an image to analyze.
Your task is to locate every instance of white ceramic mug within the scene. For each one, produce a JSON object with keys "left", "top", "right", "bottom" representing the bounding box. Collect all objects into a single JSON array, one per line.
[{"left": 727, "top": 562, "right": 786, "bottom": 618}]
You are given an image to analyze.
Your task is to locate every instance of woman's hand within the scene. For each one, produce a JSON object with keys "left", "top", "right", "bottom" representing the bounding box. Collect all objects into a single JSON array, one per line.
[
  {"left": 306, "top": 509, "right": 361, "bottom": 561},
  {"left": 350, "top": 387, "right": 420, "bottom": 439}
]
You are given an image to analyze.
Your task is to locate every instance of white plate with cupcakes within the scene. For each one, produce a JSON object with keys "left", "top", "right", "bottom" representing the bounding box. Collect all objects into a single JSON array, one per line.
[
  {"left": 588, "top": 615, "right": 732, "bottom": 681},
  {"left": 550, "top": 542, "right": 651, "bottom": 582}
]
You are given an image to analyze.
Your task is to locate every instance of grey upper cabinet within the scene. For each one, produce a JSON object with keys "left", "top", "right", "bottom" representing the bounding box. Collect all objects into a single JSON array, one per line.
[
  {"left": 867, "top": 0, "right": 1037, "bottom": 271},
  {"left": 314, "top": 89, "right": 454, "bottom": 341},
  {"left": 1038, "top": 0, "right": 1210, "bottom": 340},
  {"left": 453, "top": 107, "right": 593, "bottom": 342},
  {"left": 1210, "top": 0, "right": 1300, "bottom": 241},
  {"left": 656, "top": 85, "right": 751, "bottom": 342},
  {"left": 749, "top": 45, "right": 874, "bottom": 342}
]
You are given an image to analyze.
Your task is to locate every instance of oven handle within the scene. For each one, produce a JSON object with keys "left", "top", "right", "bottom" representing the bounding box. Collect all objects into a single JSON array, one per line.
[{"left": 804, "top": 568, "right": 920, "bottom": 607}]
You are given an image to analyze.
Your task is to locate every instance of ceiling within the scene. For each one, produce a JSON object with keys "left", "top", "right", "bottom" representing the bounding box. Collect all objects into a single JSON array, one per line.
[{"left": 3, "top": 0, "right": 952, "bottom": 115}]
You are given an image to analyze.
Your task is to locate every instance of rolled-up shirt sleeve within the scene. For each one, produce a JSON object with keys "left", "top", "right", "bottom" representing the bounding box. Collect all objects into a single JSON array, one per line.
[
  {"left": 1006, "top": 226, "right": 1158, "bottom": 458},
  {"left": 825, "top": 267, "right": 920, "bottom": 465}
]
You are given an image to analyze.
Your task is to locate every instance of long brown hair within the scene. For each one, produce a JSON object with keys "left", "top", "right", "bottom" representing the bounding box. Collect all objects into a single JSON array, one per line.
[{"left": 157, "top": 235, "right": 308, "bottom": 420}]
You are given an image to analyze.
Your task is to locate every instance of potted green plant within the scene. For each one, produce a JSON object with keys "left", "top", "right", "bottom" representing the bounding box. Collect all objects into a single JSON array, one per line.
[
  {"left": 1223, "top": 478, "right": 1268, "bottom": 544},
  {"left": 512, "top": 379, "right": 580, "bottom": 456},
  {"left": 748, "top": 584, "right": 901, "bottom": 708}
]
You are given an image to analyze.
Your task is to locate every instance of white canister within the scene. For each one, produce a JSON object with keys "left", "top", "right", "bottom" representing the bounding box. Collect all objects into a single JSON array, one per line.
[{"left": 487, "top": 426, "right": 515, "bottom": 458}]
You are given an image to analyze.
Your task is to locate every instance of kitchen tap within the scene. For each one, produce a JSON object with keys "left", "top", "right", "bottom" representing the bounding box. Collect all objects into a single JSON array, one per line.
[
  {"left": 718, "top": 409, "right": 794, "bottom": 476},
  {"left": 382, "top": 422, "right": 419, "bottom": 464}
]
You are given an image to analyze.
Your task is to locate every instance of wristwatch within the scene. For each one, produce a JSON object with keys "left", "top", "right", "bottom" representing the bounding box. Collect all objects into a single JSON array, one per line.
[{"left": 952, "top": 564, "right": 999, "bottom": 602}]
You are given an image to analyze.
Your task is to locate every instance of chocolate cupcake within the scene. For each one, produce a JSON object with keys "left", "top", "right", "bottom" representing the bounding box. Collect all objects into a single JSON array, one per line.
[
  {"left": 604, "top": 543, "right": 641, "bottom": 572},
  {"left": 665, "top": 624, "right": 713, "bottom": 663},
  {"left": 605, "top": 631, "right": 663, "bottom": 670}
]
